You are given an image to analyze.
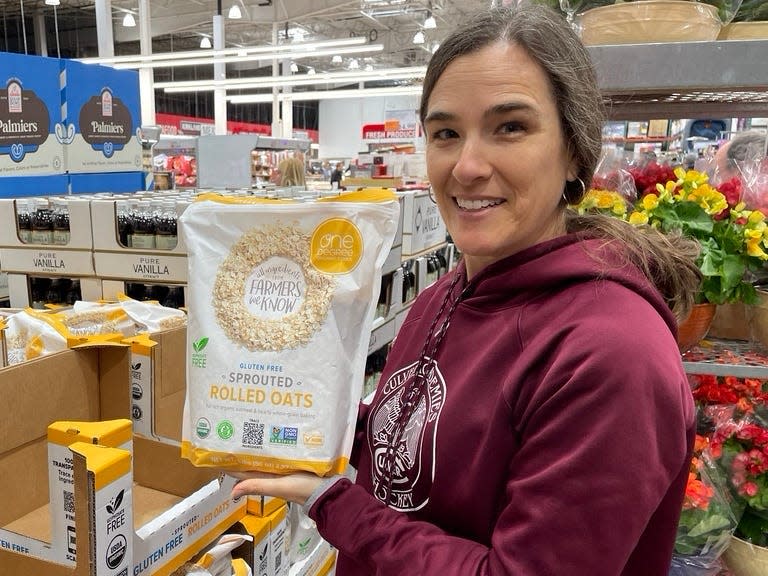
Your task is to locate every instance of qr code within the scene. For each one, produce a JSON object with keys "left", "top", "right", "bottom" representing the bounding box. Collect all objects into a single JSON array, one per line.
[
  {"left": 242, "top": 421, "right": 264, "bottom": 447},
  {"left": 64, "top": 490, "right": 75, "bottom": 514}
]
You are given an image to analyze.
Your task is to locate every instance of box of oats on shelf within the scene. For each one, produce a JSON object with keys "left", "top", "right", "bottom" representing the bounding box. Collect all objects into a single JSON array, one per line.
[{"left": 180, "top": 190, "right": 399, "bottom": 476}]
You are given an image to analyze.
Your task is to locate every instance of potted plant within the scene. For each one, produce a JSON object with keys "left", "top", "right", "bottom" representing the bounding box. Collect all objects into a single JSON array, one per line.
[{"left": 559, "top": 0, "right": 738, "bottom": 44}]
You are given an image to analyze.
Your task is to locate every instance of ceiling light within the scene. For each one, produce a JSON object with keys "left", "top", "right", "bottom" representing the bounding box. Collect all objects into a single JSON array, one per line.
[
  {"left": 99, "top": 45, "right": 383, "bottom": 70},
  {"left": 158, "top": 66, "right": 426, "bottom": 92},
  {"left": 364, "top": 64, "right": 373, "bottom": 72},
  {"left": 227, "top": 4, "right": 242, "bottom": 19},
  {"left": 307, "top": 67, "right": 316, "bottom": 75},
  {"left": 431, "top": 42, "right": 440, "bottom": 54},
  {"left": 122, "top": 13, "right": 136, "bottom": 27},
  {"left": 349, "top": 59, "right": 359, "bottom": 70},
  {"left": 424, "top": 15, "right": 436, "bottom": 29},
  {"left": 200, "top": 36, "right": 212, "bottom": 49},
  {"left": 228, "top": 85, "right": 424, "bottom": 104},
  {"left": 332, "top": 55, "right": 343, "bottom": 64},
  {"left": 78, "top": 37, "right": 368, "bottom": 66},
  {"left": 290, "top": 62, "right": 299, "bottom": 73},
  {"left": 45, "top": 0, "right": 60, "bottom": 5},
  {"left": 412, "top": 31, "right": 425, "bottom": 45}
]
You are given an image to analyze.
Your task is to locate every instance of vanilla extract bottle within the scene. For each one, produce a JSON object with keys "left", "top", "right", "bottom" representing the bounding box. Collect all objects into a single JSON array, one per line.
[
  {"left": 30, "top": 199, "right": 54, "bottom": 245},
  {"left": 15, "top": 199, "right": 32, "bottom": 244},
  {"left": 116, "top": 200, "right": 133, "bottom": 248},
  {"left": 154, "top": 201, "right": 178, "bottom": 250},
  {"left": 52, "top": 200, "right": 71, "bottom": 246},
  {"left": 131, "top": 200, "right": 156, "bottom": 249}
]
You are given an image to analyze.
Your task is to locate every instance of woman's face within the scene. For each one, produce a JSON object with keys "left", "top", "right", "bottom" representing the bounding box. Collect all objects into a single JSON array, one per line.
[{"left": 424, "top": 42, "right": 577, "bottom": 278}]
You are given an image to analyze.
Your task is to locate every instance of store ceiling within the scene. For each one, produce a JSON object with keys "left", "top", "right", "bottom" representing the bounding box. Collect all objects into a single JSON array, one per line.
[{"left": 1, "top": 0, "right": 491, "bottom": 73}]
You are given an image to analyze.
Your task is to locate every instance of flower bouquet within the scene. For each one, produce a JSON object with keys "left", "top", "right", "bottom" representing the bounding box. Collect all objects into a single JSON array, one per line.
[
  {"left": 670, "top": 434, "right": 743, "bottom": 575},
  {"left": 709, "top": 411, "right": 768, "bottom": 547}
]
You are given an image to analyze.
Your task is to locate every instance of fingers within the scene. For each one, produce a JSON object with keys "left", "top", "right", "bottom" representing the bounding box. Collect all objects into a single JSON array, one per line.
[{"left": 229, "top": 472, "right": 324, "bottom": 505}]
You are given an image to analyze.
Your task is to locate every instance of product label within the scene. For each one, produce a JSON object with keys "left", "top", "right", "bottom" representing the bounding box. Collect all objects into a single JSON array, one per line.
[
  {"left": 130, "top": 352, "right": 153, "bottom": 438},
  {"left": 0, "top": 79, "right": 50, "bottom": 163},
  {"left": 79, "top": 88, "right": 133, "bottom": 158},
  {"left": 95, "top": 477, "right": 133, "bottom": 576}
]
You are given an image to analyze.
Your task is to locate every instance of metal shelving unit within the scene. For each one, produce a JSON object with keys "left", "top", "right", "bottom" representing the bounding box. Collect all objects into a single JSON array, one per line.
[
  {"left": 683, "top": 338, "right": 768, "bottom": 378},
  {"left": 588, "top": 40, "right": 768, "bottom": 120}
]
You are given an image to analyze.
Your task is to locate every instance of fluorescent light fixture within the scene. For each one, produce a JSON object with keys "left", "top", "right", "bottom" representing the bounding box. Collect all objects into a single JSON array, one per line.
[
  {"left": 424, "top": 15, "right": 436, "bottom": 29},
  {"left": 431, "top": 42, "right": 440, "bottom": 54},
  {"left": 228, "top": 85, "right": 423, "bottom": 104},
  {"left": 228, "top": 4, "right": 242, "bottom": 19},
  {"left": 332, "top": 55, "right": 343, "bottom": 64},
  {"left": 412, "top": 31, "right": 425, "bottom": 45},
  {"left": 78, "top": 37, "right": 368, "bottom": 66},
  {"left": 45, "top": 0, "right": 60, "bottom": 5},
  {"left": 122, "top": 13, "right": 136, "bottom": 27},
  {"left": 349, "top": 58, "right": 359, "bottom": 70},
  {"left": 364, "top": 64, "right": 373, "bottom": 72},
  {"left": 103, "top": 44, "right": 383, "bottom": 70},
  {"left": 157, "top": 66, "right": 427, "bottom": 93},
  {"left": 200, "top": 36, "right": 212, "bottom": 49},
  {"left": 290, "top": 62, "right": 299, "bottom": 73}
]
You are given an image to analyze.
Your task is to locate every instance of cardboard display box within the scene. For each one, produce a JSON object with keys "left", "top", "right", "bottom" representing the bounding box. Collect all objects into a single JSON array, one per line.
[
  {"left": 0, "top": 343, "right": 247, "bottom": 576},
  {"left": 398, "top": 190, "right": 447, "bottom": 257},
  {"left": 123, "top": 326, "right": 187, "bottom": 443},
  {"left": 230, "top": 506, "right": 289, "bottom": 576},
  {"left": 0, "top": 52, "right": 66, "bottom": 177},
  {"left": 0, "top": 197, "right": 95, "bottom": 250},
  {"left": 60, "top": 60, "right": 142, "bottom": 174},
  {"left": 5, "top": 273, "right": 101, "bottom": 309},
  {"left": 0, "top": 174, "right": 70, "bottom": 198}
]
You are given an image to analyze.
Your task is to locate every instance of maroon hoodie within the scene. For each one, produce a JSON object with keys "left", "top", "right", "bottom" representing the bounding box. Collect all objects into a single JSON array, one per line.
[{"left": 309, "top": 234, "right": 695, "bottom": 575}]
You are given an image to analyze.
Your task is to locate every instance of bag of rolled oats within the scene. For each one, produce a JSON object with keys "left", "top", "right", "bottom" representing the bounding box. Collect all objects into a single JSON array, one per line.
[{"left": 179, "top": 190, "right": 400, "bottom": 476}]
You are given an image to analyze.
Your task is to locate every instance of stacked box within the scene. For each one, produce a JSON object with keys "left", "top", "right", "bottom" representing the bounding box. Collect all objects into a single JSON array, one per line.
[
  {"left": 0, "top": 52, "right": 65, "bottom": 177},
  {"left": 0, "top": 338, "right": 247, "bottom": 575},
  {"left": 60, "top": 60, "right": 142, "bottom": 175}
]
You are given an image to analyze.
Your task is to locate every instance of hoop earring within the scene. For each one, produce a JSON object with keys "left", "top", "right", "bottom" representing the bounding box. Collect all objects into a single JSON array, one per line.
[
  {"left": 428, "top": 186, "right": 437, "bottom": 204},
  {"left": 563, "top": 177, "right": 586, "bottom": 204}
]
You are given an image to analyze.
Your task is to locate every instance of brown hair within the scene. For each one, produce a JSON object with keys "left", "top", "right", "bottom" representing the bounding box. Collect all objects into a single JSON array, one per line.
[{"left": 420, "top": 5, "right": 701, "bottom": 321}]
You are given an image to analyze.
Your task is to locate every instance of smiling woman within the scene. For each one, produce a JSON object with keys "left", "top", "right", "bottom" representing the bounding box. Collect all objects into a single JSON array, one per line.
[{"left": 230, "top": 5, "right": 704, "bottom": 576}]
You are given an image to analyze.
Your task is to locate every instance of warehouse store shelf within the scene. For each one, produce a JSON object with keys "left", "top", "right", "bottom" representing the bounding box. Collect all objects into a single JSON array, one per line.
[{"left": 589, "top": 40, "right": 768, "bottom": 120}]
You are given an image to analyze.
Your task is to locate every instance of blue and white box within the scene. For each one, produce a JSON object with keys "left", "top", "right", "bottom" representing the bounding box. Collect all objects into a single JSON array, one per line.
[
  {"left": 0, "top": 52, "right": 65, "bottom": 176},
  {"left": 61, "top": 60, "right": 142, "bottom": 173}
]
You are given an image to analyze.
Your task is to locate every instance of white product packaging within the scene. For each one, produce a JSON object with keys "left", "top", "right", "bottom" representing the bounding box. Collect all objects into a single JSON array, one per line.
[{"left": 179, "top": 190, "right": 400, "bottom": 475}]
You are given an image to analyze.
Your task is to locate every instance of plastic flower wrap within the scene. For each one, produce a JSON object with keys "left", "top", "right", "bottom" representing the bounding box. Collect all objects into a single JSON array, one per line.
[
  {"left": 629, "top": 157, "right": 678, "bottom": 198},
  {"left": 709, "top": 409, "right": 768, "bottom": 546},
  {"left": 592, "top": 147, "right": 638, "bottom": 203},
  {"left": 670, "top": 434, "right": 743, "bottom": 575}
]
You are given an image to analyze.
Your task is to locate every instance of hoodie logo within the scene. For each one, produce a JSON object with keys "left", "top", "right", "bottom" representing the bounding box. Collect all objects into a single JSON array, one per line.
[{"left": 369, "top": 357, "right": 445, "bottom": 512}]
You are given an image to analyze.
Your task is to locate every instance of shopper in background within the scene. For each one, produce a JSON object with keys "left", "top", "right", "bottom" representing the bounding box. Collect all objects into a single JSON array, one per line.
[
  {"left": 329, "top": 161, "right": 345, "bottom": 190},
  {"left": 714, "top": 130, "right": 767, "bottom": 181},
  {"left": 277, "top": 151, "right": 307, "bottom": 187},
  {"left": 231, "top": 5, "right": 701, "bottom": 575}
]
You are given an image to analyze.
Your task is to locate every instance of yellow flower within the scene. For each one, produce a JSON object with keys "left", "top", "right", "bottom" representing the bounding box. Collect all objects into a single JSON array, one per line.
[
  {"left": 746, "top": 238, "right": 768, "bottom": 260},
  {"left": 686, "top": 185, "right": 728, "bottom": 215},
  {"left": 629, "top": 211, "right": 648, "bottom": 225},
  {"left": 642, "top": 194, "right": 659, "bottom": 210}
]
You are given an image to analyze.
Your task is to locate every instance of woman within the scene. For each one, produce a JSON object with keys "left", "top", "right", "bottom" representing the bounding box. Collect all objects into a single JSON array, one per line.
[{"left": 232, "top": 5, "right": 701, "bottom": 574}]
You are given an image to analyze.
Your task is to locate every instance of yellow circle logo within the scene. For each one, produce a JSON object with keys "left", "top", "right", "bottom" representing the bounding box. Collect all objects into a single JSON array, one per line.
[{"left": 310, "top": 218, "right": 362, "bottom": 274}]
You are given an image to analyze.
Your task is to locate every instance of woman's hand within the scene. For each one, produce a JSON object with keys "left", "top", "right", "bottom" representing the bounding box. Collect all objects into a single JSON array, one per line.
[{"left": 229, "top": 471, "right": 324, "bottom": 506}]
